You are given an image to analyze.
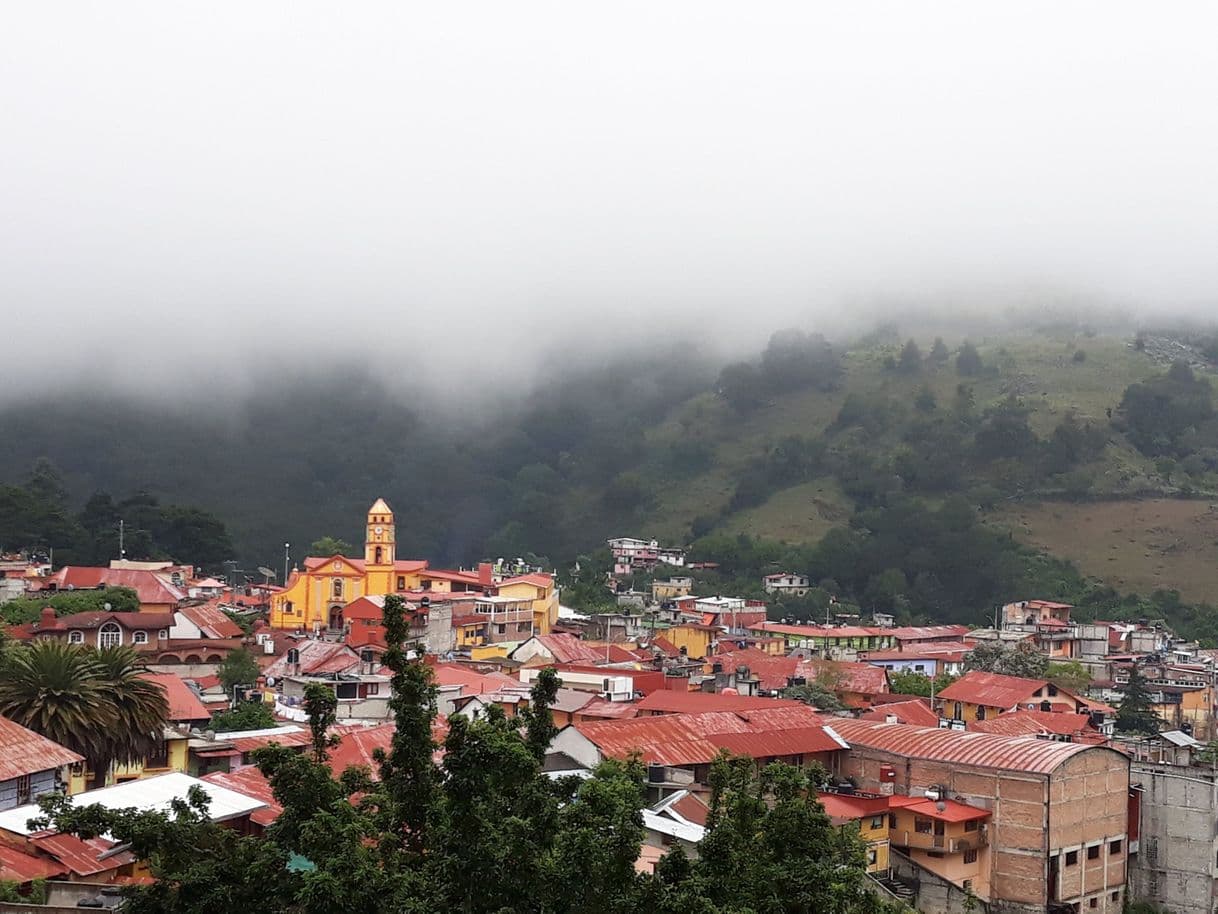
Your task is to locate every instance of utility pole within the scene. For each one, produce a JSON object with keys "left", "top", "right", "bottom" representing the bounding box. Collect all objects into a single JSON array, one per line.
[{"left": 118, "top": 519, "right": 125, "bottom": 560}]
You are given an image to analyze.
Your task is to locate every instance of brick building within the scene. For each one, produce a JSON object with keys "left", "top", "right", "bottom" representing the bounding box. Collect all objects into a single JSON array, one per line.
[{"left": 831, "top": 718, "right": 1130, "bottom": 914}]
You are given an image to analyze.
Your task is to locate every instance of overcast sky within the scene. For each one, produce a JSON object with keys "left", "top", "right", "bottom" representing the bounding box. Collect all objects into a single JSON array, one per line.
[{"left": 2, "top": 2, "right": 1216, "bottom": 398}]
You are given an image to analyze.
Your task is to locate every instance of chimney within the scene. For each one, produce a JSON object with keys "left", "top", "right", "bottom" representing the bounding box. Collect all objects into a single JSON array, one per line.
[
  {"left": 40, "top": 606, "right": 56, "bottom": 629},
  {"left": 478, "top": 562, "right": 493, "bottom": 587}
]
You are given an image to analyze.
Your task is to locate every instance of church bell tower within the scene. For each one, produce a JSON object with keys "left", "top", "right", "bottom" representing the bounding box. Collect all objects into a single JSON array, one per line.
[{"left": 365, "top": 498, "right": 395, "bottom": 567}]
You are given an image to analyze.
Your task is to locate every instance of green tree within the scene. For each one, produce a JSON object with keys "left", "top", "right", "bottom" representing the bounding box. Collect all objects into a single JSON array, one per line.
[
  {"left": 209, "top": 701, "right": 276, "bottom": 732},
  {"left": 308, "top": 536, "right": 353, "bottom": 556},
  {"left": 216, "top": 646, "right": 260, "bottom": 696},
  {"left": 1116, "top": 666, "right": 1160, "bottom": 734},
  {"left": 1045, "top": 660, "right": 1091, "bottom": 693},
  {"left": 914, "top": 385, "right": 937, "bottom": 413},
  {"left": 964, "top": 641, "right": 1048, "bottom": 679},
  {"left": 929, "top": 337, "right": 950, "bottom": 363},
  {"left": 0, "top": 641, "right": 167, "bottom": 788},
  {"left": 956, "top": 341, "right": 983, "bottom": 376},
  {"left": 0, "top": 587, "right": 140, "bottom": 626},
  {"left": 898, "top": 339, "right": 923, "bottom": 373},
  {"left": 888, "top": 670, "right": 957, "bottom": 698},
  {"left": 91, "top": 646, "right": 172, "bottom": 785}
]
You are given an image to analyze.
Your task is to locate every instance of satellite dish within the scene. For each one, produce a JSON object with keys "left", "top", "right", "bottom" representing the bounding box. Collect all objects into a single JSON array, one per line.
[
  {"left": 265, "top": 676, "right": 276, "bottom": 687},
  {"left": 257, "top": 566, "right": 276, "bottom": 579}
]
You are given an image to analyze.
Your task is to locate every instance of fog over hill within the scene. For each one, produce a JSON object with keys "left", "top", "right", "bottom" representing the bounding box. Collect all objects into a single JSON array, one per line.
[{"left": 2, "top": 1, "right": 1217, "bottom": 404}]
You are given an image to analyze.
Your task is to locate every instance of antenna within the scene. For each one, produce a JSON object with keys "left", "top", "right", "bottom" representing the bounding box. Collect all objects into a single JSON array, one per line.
[{"left": 257, "top": 566, "right": 276, "bottom": 585}]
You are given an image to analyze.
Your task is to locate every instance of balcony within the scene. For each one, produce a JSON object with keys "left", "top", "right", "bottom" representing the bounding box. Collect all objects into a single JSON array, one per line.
[{"left": 890, "top": 829, "right": 987, "bottom": 854}]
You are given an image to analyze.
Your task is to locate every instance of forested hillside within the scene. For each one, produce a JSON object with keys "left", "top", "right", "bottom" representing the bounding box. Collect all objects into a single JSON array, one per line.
[{"left": 6, "top": 318, "right": 1218, "bottom": 638}]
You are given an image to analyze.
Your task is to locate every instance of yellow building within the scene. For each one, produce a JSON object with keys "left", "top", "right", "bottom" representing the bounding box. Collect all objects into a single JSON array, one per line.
[
  {"left": 269, "top": 499, "right": 560, "bottom": 635},
  {"left": 663, "top": 622, "right": 719, "bottom": 661},
  {"left": 816, "top": 792, "right": 891, "bottom": 874}
]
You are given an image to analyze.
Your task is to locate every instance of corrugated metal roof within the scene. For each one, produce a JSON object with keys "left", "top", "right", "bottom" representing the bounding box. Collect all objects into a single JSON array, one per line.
[
  {"left": 968, "top": 710, "right": 1100, "bottom": 739},
  {"left": 637, "top": 691, "right": 804, "bottom": 714},
  {"left": 29, "top": 832, "right": 135, "bottom": 876},
  {"left": 0, "top": 843, "right": 67, "bottom": 882},
  {"left": 860, "top": 699, "right": 940, "bottom": 728},
  {"left": 886, "top": 625, "right": 971, "bottom": 642},
  {"left": 177, "top": 602, "right": 243, "bottom": 639},
  {"left": 936, "top": 671, "right": 1050, "bottom": 709},
  {"left": 829, "top": 718, "right": 1098, "bottom": 773},
  {"left": 576, "top": 706, "right": 846, "bottom": 766},
  {"left": 201, "top": 767, "right": 283, "bottom": 827},
  {"left": 36, "top": 566, "right": 185, "bottom": 606},
  {"left": 0, "top": 772, "right": 266, "bottom": 836},
  {"left": 142, "top": 671, "right": 210, "bottom": 723},
  {"left": 0, "top": 714, "right": 84, "bottom": 781}
]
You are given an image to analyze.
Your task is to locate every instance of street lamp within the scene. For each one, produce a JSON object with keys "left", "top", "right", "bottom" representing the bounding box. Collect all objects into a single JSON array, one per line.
[{"left": 283, "top": 543, "right": 290, "bottom": 584}]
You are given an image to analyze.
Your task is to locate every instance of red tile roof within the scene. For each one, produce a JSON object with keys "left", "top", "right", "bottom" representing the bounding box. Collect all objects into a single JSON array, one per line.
[
  {"left": 0, "top": 714, "right": 84, "bottom": 780},
  {"left": 431, "top": 663, "right": 518, "bottom": 695},
  {"left": 177, "top": 602, "right": 243, "bottom": 639},
  {"left": 520, "top": 634, "right": 612, "bottom": 665},
  {"left": 935, "top": 671, "right": 1051, "bottom": 709},
  {"left": 263, "top": 640, "right": 361, "bottom": 678},
  {"left": 35, "top": 610, "right": 175, "bottom": 633},
  {"left": 860, "top": 698, "right": 940, "bottom": 728},
  {"left": 575, "top": 706, "right": 848, "bottom": 766},
  {"left": 829, "top": 718, "right": 1099, "bottom": 773},
  {"left": 35, "top": 566, "right": 185, "bottom": 606},
  {"left": 636, "top": 690, "right": 804, "bottom": 715},
  {"left": 142, "top": 671, "right": 211, "bottom": 723},
  {"left": 0, "top": 843, "right": 67, "bottom": 882}
]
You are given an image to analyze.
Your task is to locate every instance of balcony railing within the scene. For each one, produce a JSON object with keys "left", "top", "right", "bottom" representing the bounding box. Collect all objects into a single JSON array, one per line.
[{"left": 890, "top": 830, "right": 987, "bottom": 853}]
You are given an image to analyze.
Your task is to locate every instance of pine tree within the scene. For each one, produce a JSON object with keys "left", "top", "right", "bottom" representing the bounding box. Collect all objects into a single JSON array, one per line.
[{"left": 1116, "top": 666, "right": 1160, "bottom": 734}]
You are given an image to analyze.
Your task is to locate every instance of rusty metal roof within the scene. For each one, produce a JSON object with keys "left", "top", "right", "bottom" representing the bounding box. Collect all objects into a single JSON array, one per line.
[
  {"left": 636, "top": 690, "right": 804, "bottom": 714},
  {"left": 936, "top": 670, "right": 1050, "bottom": 709},
  {"left": 201, "top": 768, "right": 283, "bottom": 827},
  {"left": 28, "top": 833, "right": 135, "bottom": 876},
  {"left": 141, "top": 671, "right": 210, "bottom": 723},
  {"left": 0, "top": 843, "right": 67, "bottom": 882},
  {"left": 576, "top": 706, "right": 847, "bottom": 766},
  {"left": 0, "top": 714, "right": 84, "bottom": 781},
  {"left": 829, "top": 718, "right": 1098, "bottom": 773}
]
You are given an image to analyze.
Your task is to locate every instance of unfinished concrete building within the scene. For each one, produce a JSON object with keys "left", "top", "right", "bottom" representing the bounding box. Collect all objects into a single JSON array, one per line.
[
  {"left": 832, "top": 719, "right": 1130, "bottom": 914},
  {"left": 1130, "top": 762, "right": 1218, "bottom": 914}
]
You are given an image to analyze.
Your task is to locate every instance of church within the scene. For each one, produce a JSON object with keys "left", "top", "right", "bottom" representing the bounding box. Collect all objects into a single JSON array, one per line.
[{"left": 268, "top": 499, "right": 558, "bottom": 635}]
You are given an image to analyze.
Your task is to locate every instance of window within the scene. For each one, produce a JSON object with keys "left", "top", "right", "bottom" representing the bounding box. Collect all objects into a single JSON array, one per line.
[
  {"left": 1065, "top": 850, "right": 1079, "bottom": 866},
  {"left": 1089, "top": 899, "right": 1097, "bottom": 909},
  {"left": 158, "top": 630, "right": 168, "bottom": 639},
  {"left": 914, "top": 817, "right": 932, "bottom": 834},
  {"left": 1111, "top": 892, "right": 1120, "bottom": 902},
  {"left": 870, "top": 816, "right": 885, "bottom": 830},
  {"left": 15, "top": 774, "right": 31, "bottom": 805},
  {"left": 396, "top": 576, "right": 406, "bottom": 590},
  {"left": 953, "top": 702, "right": 963, "bottom": 721},
  {"left": 496, "top": 624, "right": 506, "bottom": 634},
  {"left": 889, "top": 814, "right": 897, "bottom": 828},
  {"left": 98, "top": 622, "right": 122, "bottom": 649},
  {"left": 286, "top": 601, "right": 294, "bottom": 615},
  {"left": 1110, "top": 840, "right": 1122, "bottom": 855},
  {"left": 367, "top": 684, "right": 379, "bottom": 695},
  {"left": 964, "top": 819, "right": 979, "bottom": 832},
  {"left": 333, "top": 579, "right": 343, "bottom": 599},
  {"left": 976, "top": 706, "right": 986, "bottom": 721},
  {"left": 374, "top": 546, "right": 383, "bottom": 564},
  {"left": 145, "top": 740, "right": 169, "bottom": 769},
  {"left": 1087, "top": 845, "right": 1100, "bottom": 860},
  {"left": 867, "top": 849, "right": 878, "bottom": 865},
  {"left": 1048, "top": 684, "right": 1059, "bottom": 696},
  {"left": 963, "top": 849, "right": 978, "bottom": 864},
  {"left": 133, "top": 631, "right": 148, "bottom": 645},
  {"left": 68, "top": 631, "right": 84, "bottom": 644},
  {"left": 914, "top": 664, "right": 924, "bottom": 672}
]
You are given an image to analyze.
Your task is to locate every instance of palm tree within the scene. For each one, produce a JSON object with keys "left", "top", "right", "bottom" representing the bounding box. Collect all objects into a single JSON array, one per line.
[
  {"left": 0, "top": 640, "right": 117, "bottom": 785},
  {"left": 91, "top": 645, "right": 170, "bottom": 780},
  {"left": 0, "top": 641, "right": 169, "bottom": 788}
]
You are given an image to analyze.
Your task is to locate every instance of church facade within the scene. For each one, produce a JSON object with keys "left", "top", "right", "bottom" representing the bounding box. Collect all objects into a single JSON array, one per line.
[{"left": 268, "top": 499, "right": 558, "bottom": 636}]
